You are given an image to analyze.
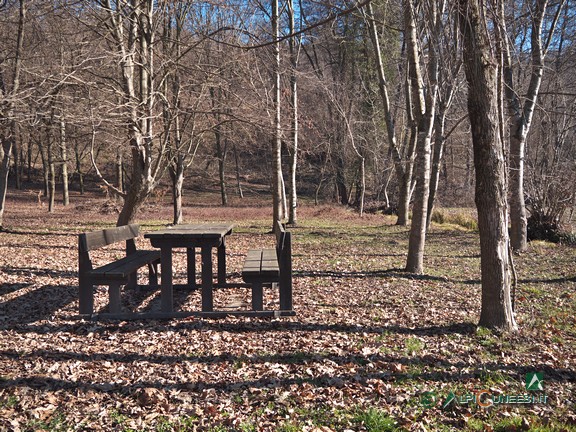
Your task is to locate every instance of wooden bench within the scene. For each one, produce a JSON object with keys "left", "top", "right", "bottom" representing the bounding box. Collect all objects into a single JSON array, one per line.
[
  {"left": 78, "top": 224, "right": 160, "bottom": 316},
  {"left": 242, "top": 221, "right": 293, "bottom": 313}
]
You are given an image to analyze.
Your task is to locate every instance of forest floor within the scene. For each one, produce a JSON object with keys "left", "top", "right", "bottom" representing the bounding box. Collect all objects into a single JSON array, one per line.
[{"left": 0, "top": 190, "right": 575, "bottom": 432}]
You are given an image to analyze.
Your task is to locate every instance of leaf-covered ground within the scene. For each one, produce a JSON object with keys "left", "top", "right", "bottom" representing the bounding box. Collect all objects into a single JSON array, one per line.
[{"left": 0, "top": 191, "right": 575, "bottom": 431}]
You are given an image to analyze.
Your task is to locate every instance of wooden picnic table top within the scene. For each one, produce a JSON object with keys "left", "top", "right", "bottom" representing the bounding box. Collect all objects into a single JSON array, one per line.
[{"left": 144, "top": 223, "right": 234, "bottom": 240}]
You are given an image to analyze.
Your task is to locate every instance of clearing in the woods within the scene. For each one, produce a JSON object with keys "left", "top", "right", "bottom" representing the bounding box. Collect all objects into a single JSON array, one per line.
[{"left": 0, "top": 190, "right": 574, "bottom": 431}]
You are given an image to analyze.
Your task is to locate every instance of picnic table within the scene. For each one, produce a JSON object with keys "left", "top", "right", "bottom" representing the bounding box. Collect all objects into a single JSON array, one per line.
[{"left": 145, "top": 223, "right": 234, "bottom": 313}]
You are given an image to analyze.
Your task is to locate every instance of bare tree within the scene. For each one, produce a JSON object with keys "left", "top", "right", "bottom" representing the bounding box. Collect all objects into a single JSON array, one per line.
[
  {"left": 364, "top": 2, "right": 415, "bottom": 225},
  {"left": 89, "top": 0, "right": 166, "bottom": 226},
  {"left": 0, "top": 0, "right": 26, "bottom": 230},
  {"left": 271, "top": 0, "right": 284, "bottom": 228},
  {"left": 503, "top": 0, "right": 566, "bottom": 252},
  {"left": 287, "top": 0, "right": 301, "bottom": 225},
  {"left": 458, "top": 0, "right": 517, "bottom": 331}
]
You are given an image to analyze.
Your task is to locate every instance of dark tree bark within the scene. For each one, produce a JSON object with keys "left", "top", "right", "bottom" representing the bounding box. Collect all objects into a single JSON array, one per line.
[{"left": 458, "top": 0, "right": 517, "bottom": 331}]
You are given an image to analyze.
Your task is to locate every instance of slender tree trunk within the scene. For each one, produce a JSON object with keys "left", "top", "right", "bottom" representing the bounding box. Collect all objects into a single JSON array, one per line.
[
  {"left": 503, "top": 0, "right": 560, "bottom": 252},
  {"left": 170, "top": 155, "right": 184, "bottom": 225},
  {"left": 47, "top": 132, "right": 55, "bottom": 213},
  {"left": 334, "top": 148, "right": 349, "bottom": 205},
  {"left": 287, "top": 0, "right": 299, "bottom": 225},
  {"left": 509, "top": 134, "right": 528, "bottom": 251},
  {"left": 405, "top": 0, "right": 437, "bottom": 274},
  {"left": 215, "top": 128, "right": 228, "bottom": 206},
  {"left": 233, "top": 143, "right": 243, "bottom": 199},
  {"left": 365, "top": 2, "right": 411, "bottom": 225},
  {"left": 12, "top": 131, "right": 21, "bottom": 190},
  {"left": 458, "top": 0, "right": 517, "bottom": 331},
  {"left": 427, "top": 107, "right": 447, "bottom": 227},
  {"left": 0, "top": 0, "right": 26, "bottom": 229},
  {"left": 358, "top": 155, "right": 365, "bottom": 217},
  {"left": 271, "top": 0, "right": 284, "bottom": 229},
  {"left": 26, "top": 137, "right": 32, "bottom": 183},
  {"left": 0, "top": 136, "right": 13, "bottom": 230},
  {"left": 74, "top": 144, "right": 84, "bottom": 194},
  {"left": 115, "top": 148, "right": 123, "bottom": 198},
  {"left": 60, "top": 114, "right": 69, "bottom": 206}
]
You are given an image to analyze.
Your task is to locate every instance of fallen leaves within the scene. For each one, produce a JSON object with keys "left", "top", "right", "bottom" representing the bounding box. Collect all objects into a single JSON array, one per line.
[{"left": 0, "top": 194, "right": 575, "bottom": 430}]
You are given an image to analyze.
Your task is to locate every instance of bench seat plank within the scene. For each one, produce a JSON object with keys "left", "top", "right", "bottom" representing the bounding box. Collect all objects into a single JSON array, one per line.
[
  {"left": 242, "top": 248, "right": 279, "bottom": 279},
  {"left": 88, "top": 250, "right": 161, "bottom": 280}
]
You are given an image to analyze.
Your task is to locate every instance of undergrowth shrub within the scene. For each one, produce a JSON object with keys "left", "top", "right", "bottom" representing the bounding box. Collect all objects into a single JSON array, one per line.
[
  {"left": 527, "top": 214, "right": 576, "bottom": 245},
  {"left": 431, "top": 210, "right": 478, "bottom": 231}
]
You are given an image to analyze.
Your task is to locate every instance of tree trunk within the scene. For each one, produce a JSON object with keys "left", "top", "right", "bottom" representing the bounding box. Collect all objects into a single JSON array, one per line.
[
  {"left": 170, "top": 156, "right": 184, "bottom": 225},
  {"left": 12, "top": 132, "right": 21, "bottom": 190},
  {"left": 458, "top": 0, "right": 517, "bottom": 331},
  {"left": 0, "top": 137, "right": 13, "bottom": 230},
  {"left": 47, "top": 136, "right": 55, "bottom": 213},
  {"left": 74, "top": 144, "right": 84, "bottom": 194},
  {"left": 405, "top": 0, "right": 437, "bottom": 274},
  {"left": 509, "top": 134, "right": 528, "bottom": 251},
  {"left": 116, "top": 145, "right": 149, "bottom": 226},
  {"left": 287, "top": 0, "right": 299, "bottom": 225},
  {"left": 365, "top": 2, "right": 411, "bottom": 225},
  {"left": 427, "top": 108, "right": 447, "bottom": 227},
  {"left": 0, "top": 0, "right": 26, "bottom": 229},
  {"left": 503, "top": 0, "right": 555, "bottom": 252},
  {"left": 115, "top": 146, "right": 124, "bottom": 197},
  {"left": 40, "top": 141, "right": 49, "bottom": 197},
  {"left": 233, "top": 143, "right": 243, "bottom": 199},
  {"left": 215, "top": 129, "right": 228, "bottom": 206},
  {"left": 60, "top": 115, "right": 69, "bottom": 206},
  {"left": 271, "top": 0, "right": 284, "bottom": 228}
]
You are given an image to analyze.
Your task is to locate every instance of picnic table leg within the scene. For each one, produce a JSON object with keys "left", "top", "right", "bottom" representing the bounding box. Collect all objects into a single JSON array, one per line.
[
  {"left": 160, "top": 247, "right": 173, "bottom": 313},
  {"left": 109, "top": 282, "right": 122, "bottom": 314},
  {"left": 217, "top": 238, "right": 226, "bottom": 285},
  {"left": 201, "top": 246, "right": 214, "bottom": 312},
  {"left": 187, "top": 247, "right": 196, "bottom": 289}
]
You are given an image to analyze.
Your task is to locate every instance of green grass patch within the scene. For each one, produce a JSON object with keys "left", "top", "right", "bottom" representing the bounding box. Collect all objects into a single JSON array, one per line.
[{"left": 353, "top": 408, "right": 400, "bottom": 431}]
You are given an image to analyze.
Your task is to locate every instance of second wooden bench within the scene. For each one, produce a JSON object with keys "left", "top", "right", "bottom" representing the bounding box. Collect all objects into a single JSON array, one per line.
[{"left": 242, "top": 221, "right": 294, "bottom": 314}]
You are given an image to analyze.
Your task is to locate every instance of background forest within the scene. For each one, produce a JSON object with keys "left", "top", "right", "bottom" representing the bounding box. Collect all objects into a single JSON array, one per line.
[{"left": 1, "top": 0, "right": 574, "bottom": 231}]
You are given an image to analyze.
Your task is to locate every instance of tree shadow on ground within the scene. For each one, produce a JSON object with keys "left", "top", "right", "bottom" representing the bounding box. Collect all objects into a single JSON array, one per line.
[
  {"left": 0, "top": 348, "right": 573, "bottom": 396},
  {"left": 0, "top": 284, "right": 77, "bottom": 325},
  {"left": 295, "top": 268, "right": 449, "bottom": 282},
  {"left": 1, "top": 266, "right": 77, "bottom": 279}
]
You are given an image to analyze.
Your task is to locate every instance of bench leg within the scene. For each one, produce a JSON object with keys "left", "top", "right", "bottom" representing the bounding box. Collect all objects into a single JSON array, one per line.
[
  {"left": 187, "top": 248, "right": 196, "bottom": 289},
  {"left": 279, "top": 277, "right": 293, "bottom": 311},
  {"left": 127, "top": 271, "right": 137, "bottom": 290},
  {"left": 251, "top": 281, "right": 263, "bottom": 311},
  {"left": 148, "top": 260, "right": 159, "bottom": 287},
  {"left": 79, "top": 279, "right": 94, "bottom": 315},
  {"left": 108, "top": 282, "right": 122, "bottom": 314}
]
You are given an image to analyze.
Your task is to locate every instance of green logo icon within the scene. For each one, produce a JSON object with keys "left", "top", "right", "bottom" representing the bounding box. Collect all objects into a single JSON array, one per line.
[
  {"left": 420, "top": 391, "right": 437, "bottom": 408},
  {"left": 442, "top": 391, "right": 457, "bottom": 409},
  {"left": 526, "top": 372, "right": 544, "bottom": 391}
]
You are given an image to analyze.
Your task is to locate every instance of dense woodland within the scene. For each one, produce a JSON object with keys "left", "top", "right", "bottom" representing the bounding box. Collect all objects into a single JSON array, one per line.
[{"left": 1, "top": 0, "right": 576, "bottom": 331}]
